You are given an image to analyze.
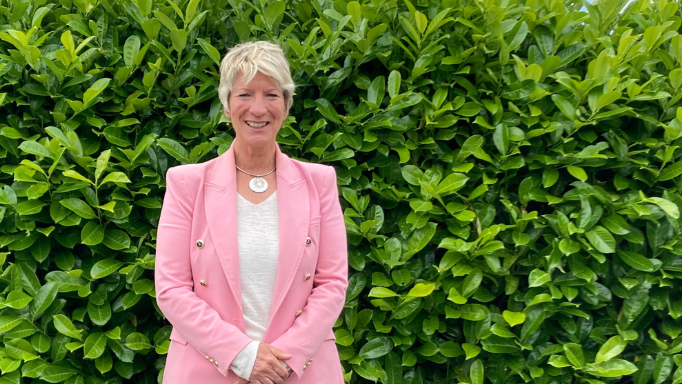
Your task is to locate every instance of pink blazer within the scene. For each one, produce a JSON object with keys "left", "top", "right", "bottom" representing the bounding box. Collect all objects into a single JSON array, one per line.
[{"left": 155, "top": 143, "right": 348, "bottom": 384}]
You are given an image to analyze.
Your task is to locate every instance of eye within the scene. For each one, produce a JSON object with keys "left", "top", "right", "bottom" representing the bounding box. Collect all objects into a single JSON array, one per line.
[
  {"left": 267, "top": 94, "right": 279, "bottom": 98},
  {"left": 238, "top": 93, "right": 250, "bottom": 97}
]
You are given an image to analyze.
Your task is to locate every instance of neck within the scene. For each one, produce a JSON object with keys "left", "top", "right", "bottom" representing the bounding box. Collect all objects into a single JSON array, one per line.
[{"left": 233, "top": 139, "right": 277, "bottom": 174}]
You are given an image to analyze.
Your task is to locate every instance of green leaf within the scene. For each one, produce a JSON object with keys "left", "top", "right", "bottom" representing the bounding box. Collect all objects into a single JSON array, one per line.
[
  {"left": 503, "top": 310, "right": 526, "bottom": 327},
  {"left": 368, "top": 287, "right": 398, "bottom": 298},
  {"left": 91, "top": 259, "right": 124, "bottom": 279},
  {"left": 123, "top": 35, "right": 140, "bottom": 67},
  {"left": 384, "top": 352, "right": 402, "bottom": 384},
  {"left": 170, "top": 28, "right": 187, "bottom": 52},
  {"left": 567, "top": 165, "right": 588, "bottom": 181},
  {"left": 88, "top": 301, "right": 111, "bottom": 326},
  {"left": 359, "top": 337, "right": 393, "bottom": 359},
  {"left": 0, "top": 316, "right": 23, "bottom": 333},
  {"left": 528, "top": 268, "right": 551, "bottom": 287},
  {"left": 81, "top": 221, "right": 105, "bottom": 245},
  {"left": 406, "top": 222, "right": 436, "bottom": 258},
  {"left": 586, "top": 226, "right": 616, "bottom": 253},
  {"left": 100, "top": 172, "right": 131, "bottom": 186},
  {"left": 1, "top": 290, "right": 33, "bottom": 309},
  {"left": 83, "top": 332, "right": 108, "bottom": 359},
  {"left": 617, "top": 250, "right": 654, "bottom": 272},
  {"left": 125, "top": 333, "right": 152, "bottom": 350},
  {"left": 367, "top": 76, "right": 385, "bottom": 107},
  {"left": 596, "top": 336, "right": 627, "bottom": 363},
  {"left": 493, "top": 123, "right": 509, "bottom": 154},
  {"left": 461, "top": 304, "right": 488, "bottom": 321},
  {"left": 103, "top": 229, "right": 131, "bottom": 250},
  {"left": 29, "top": 282, "right": 59, "bottom": 321},
  {"left": 660, "top": 161, "right": 682, "bottom": 181},
  {"left": 401, "top": 165, "right": 423, "bottom": 185},
  {"left": 157, "top": 138, "right": 190, "bottom": 163},
  {"left": 53, "top": 315, "right": 83, "bottom": 340},
  {"left": 315, "top": 98, "right": 342, "bottom": 124},
  {"left": 407, "top": 283, "right": 435, "bottom": 297},
  {"left": 196, "top": 38, "right": 221, "bottom": 66},
  {"left": 388, "top": 70, "right": 401, "bottom": 99},
  {"left": 521, "top": 306, "right": 545, "bottom": 340},
  {"left": 646, "top": 197, "right": 680, "bottom": 219},
  {"left": 585, "top": 359, "right": 638, "bottom": 377},
  {"left": 19, "top": 141, "right": 54, "bottom": 159},
  {"left": 594, "top": 91, "right": 622, "bottom": 112},
  {"left": 62, "top": 170, "right": 93, "bottom": 184},
  {"left": 83, "top": 78, "right": 111, "bottom": 106},
  {"left": 563, "top": 343, "right": 585, "bottom": 367},
  {"left": 461, "top": 268, "right": 482, "bottom": 298},
  {"left": 654, "top": 354, "right": 672, "bottom": 384},
  {"left": 60, "top": 198, "right": 96, "bottom": 219},
  {"left": 602, "top": 214, "right": 630, "bottom": 235},
  {"left": 552, "top": 94, "right": 575, "bottom": 120},
  {"left": 434, "top": 173, "right": 468, "bottom": 195},
  {"left": 263, "top": 0, "right": 285, "bottom": 30},
  {"left": 470, "top": 359, "right": 484, "bottom": 384}
]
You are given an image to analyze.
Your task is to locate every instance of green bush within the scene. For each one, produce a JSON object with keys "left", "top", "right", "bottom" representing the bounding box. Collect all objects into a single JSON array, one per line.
[{"left": 2, "top": 0, "right": 682, "bottom": 382}]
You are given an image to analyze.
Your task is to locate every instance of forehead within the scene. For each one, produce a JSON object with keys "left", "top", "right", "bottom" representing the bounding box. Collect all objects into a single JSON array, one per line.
[{"left": 233, "top": 71, "right": 280, "bottom": 90}]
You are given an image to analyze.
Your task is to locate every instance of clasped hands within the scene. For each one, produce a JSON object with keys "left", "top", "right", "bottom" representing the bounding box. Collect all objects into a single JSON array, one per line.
[{"left": 236, "top": 342, "right": 291, "bottom": 384}]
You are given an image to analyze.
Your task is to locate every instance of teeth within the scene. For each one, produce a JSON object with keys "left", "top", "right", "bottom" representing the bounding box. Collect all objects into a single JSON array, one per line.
[{"left": 246, "top": 121, "right": 267, "bottom": 128}]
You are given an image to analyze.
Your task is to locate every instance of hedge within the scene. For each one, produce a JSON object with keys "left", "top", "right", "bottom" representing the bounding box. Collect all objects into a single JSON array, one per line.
[{"left": 1, "top": 0, "right": 682, "bottom": 382}]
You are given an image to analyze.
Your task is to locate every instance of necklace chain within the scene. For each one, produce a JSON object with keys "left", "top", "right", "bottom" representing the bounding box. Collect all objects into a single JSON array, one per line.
[{"left": 235, "top": 164, "right": 276, "bottom": 177}]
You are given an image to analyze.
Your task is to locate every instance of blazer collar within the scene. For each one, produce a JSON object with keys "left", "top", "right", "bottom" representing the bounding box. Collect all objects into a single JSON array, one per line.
[{"left": 208, "top": 141, "right": 301, "bottom": 189}]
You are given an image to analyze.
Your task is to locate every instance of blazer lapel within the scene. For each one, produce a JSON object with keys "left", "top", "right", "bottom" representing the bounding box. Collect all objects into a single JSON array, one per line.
[
  {"left": 268, "top": 145, "right": 309, "bottom": 329},
  {"left": 204, "top": 143, "right": 243, "bottom": 312},
  {"left": 203, "top": 142, "right": 310, "bottom": 329}
]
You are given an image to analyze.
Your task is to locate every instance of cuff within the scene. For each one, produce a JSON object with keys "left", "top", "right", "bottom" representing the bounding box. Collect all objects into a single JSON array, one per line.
[{"left": 230, "top": 340, "right": 259, "bottom": 380}]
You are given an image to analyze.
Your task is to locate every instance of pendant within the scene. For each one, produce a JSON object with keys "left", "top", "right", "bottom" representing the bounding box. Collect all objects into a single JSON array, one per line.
[{"left": 249, "top": 177, "right": 268, "bottom": 193}]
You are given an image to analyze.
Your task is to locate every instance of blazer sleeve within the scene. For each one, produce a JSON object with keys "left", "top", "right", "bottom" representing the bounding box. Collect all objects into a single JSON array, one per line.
[
  {"left": 155, "top": 166, "right": 253, "bottom": 377},
  {"left": 269, "top": 166, "right": 349, "bottom": 379}
]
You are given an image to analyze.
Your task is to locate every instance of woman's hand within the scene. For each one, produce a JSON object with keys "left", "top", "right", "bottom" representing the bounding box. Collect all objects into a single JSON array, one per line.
[
  {"left": 235, "top": 379, "right": 249, "bottom": 384},
  {"left": 248, "top": 343, "right": 291, "bottom": 384}
]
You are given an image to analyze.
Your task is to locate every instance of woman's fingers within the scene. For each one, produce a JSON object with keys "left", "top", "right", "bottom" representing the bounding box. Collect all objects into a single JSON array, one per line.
[
  {"left": 269, "top": 358, "right": 290, "bottom": 379},
  {"left": 251, "top": 343, "right": 288, "bottom": 383},
  {"left": 265, "top": 344, "right": 291, "bottom": 360}
]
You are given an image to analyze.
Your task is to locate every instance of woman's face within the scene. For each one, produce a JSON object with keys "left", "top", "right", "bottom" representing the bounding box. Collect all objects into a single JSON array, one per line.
[{"left": 225, "top": 71, "right": 287, "bottom": 149}]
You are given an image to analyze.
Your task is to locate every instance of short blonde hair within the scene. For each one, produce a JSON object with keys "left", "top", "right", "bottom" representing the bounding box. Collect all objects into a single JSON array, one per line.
[{"left": 218, "top": 41, "right": 295, "bottom": 114}]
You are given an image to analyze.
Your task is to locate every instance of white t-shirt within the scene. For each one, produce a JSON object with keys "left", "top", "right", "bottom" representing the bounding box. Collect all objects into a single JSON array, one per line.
[{"left": 230, "top": 191, "right": 288, "bottom": 379}]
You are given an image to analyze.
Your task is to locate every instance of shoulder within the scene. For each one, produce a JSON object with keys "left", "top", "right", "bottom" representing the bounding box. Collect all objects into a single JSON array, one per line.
[
  {"left": 166, "top": 155, "right": 220, "bottom": 181},
  {"left": 164, "top": 155, "right": 220, "bottom": 194},
  {"left": 288, "top": 158, "right": 337, "bottom": 190}
]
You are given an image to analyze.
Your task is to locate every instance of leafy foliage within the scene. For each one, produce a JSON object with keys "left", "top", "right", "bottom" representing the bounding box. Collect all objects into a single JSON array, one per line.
[{"left": 1, "top": 0, "right": 682, "bottom": 382}]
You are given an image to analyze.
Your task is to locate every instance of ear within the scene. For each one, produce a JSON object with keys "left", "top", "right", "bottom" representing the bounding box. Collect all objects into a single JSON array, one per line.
[{"left": 224, "top": 109, "right": 231, "bottom": 120}]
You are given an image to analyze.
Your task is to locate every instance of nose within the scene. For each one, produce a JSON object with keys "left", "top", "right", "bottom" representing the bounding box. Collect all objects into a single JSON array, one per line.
[{"left": 248, "top": 94, "right": 268, "bottom": 116}]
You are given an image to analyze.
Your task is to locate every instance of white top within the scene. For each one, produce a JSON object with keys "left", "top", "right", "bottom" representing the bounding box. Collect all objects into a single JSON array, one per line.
[{"left": 230, "top": 191, "right": 288, "bottom": 380}]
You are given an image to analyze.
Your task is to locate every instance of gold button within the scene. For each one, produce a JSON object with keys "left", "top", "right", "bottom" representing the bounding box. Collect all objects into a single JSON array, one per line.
[
  {"left": 214, "top": 361, "right": 219, "bottom": 368},
  {"left": 200, "top": 280, "right": 207, "bottom": 286},
  {"left": 209, "top": 358, "right": 214, "bottom": 362},
  {"left": 196, "top": 239, "right": 204, "bottom": 248},
  {"left": 205, "top": 355, "right": 210, "bottom": 360},
  {"left": 304, "top": 273, "right": 311, "bottom": 281},
  {"left": 295, "top": 310, "right": 302, "bottom": 317},
  {"left": 303, "top": 365, "right": 307, "bottom": 370},
  {"left": 306, "top": 237, "right": 312, "bottom": 246}
]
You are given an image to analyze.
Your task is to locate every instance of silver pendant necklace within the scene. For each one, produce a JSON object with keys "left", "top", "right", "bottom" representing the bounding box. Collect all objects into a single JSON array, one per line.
[{"left": 235, "top": 164, "right": 276, "bottom": 193}]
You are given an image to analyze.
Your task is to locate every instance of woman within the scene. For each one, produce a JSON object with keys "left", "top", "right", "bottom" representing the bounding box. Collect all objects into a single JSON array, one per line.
[{"left": 155, "top": 41, "right": 348, "bottom": 384}]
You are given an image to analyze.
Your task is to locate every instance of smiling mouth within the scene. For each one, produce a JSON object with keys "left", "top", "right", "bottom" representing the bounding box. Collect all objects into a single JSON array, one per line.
[{"left": 246, "top": 121, "right": 269, "bottom": 128}]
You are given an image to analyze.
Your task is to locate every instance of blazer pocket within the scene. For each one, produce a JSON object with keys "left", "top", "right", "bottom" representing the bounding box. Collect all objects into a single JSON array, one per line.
[{"left": 169, "top": 329, "right": 188, "bottom": 345}]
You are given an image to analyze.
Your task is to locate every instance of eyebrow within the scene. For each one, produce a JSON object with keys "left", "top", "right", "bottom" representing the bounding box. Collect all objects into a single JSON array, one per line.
[{"left": 234, "top": 87, "right": 281, "bottom": 93}]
